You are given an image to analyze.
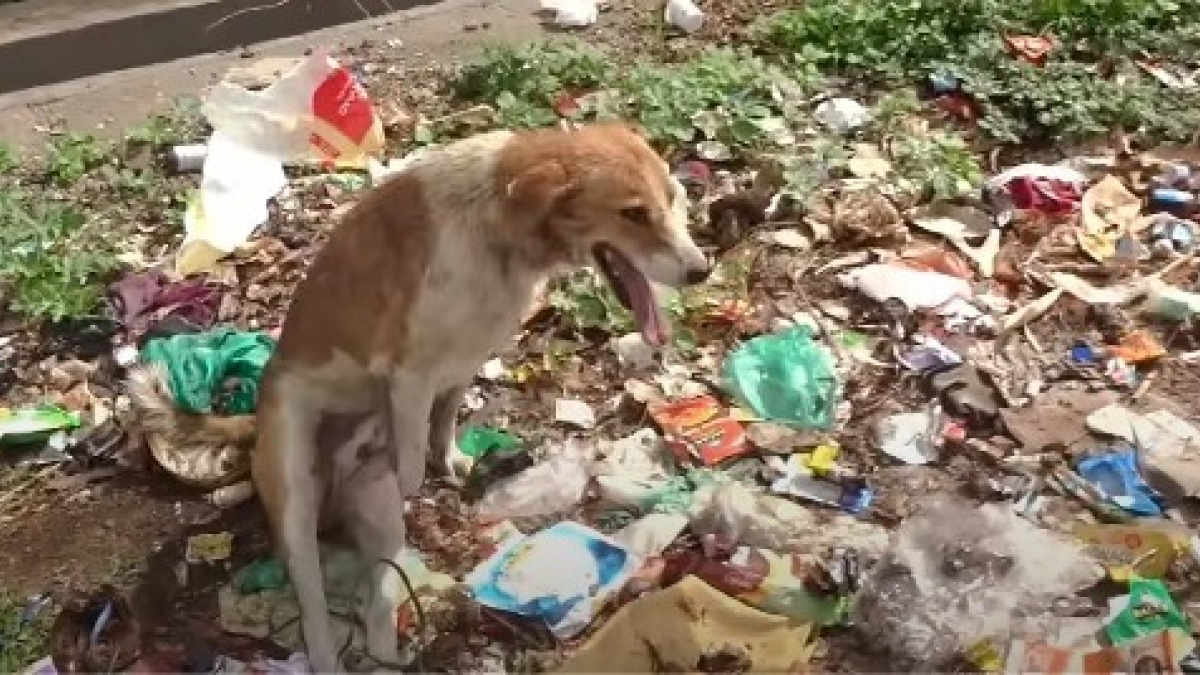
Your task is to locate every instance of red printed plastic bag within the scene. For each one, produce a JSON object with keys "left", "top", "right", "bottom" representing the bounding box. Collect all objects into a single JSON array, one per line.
[
  {"left": 201, "top": 51, "right": 384, "bottom": 169},
  {"left": 177, "top": 52, "right": 385, "bottom": 276}
]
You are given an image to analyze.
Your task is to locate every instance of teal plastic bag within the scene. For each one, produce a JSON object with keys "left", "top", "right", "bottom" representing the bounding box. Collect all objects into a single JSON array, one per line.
[
  {"left": 724, "top": 326, "right": 839, "bottom": 429},
  {"left": 1105, "top": 577, "right": 1190, "bottom": 646},
  {"left": 458, "top": 425, "right": 521, "bottom": 459},
  {"left": 140, "top": 328, "right": 277, "bottom": 415}
]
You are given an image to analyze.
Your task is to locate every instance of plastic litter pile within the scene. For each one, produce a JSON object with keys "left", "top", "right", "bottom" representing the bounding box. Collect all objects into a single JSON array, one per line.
[{"left": 11, "top": 48, "right": 1200, "bottom": 675}]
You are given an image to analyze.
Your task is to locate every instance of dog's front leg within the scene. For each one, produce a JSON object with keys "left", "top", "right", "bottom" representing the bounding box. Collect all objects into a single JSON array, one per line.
[
  {"left": 427, "top": 384, "right": 467, "bottom": 484},
  {"left": 385, "top": 373, "right": 434, "bottom": 500},
  {"left": 253, "top": 389, "right": 340, "bottom": 673}
]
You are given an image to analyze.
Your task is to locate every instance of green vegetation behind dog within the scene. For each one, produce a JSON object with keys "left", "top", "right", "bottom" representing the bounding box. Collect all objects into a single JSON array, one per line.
[
  {"left": 451, "top": 43, "right": 806, "bottom": 151},
  {"left": 45, "top": 134, "right": 109, "bottom": 187},
  {"left": 0, "top": 593, "right": 52, "bottom": 674},
  {"left": 0, "top": 191, "right": 119, "bottom": 322},
  {"left": 756, "top": 0, "right": 1200, "bottom": 144}
]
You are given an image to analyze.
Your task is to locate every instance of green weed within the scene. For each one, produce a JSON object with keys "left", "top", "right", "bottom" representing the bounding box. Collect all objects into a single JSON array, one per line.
[
  {"left": 450, "top": 42, "right": 811, "bottom": 152},
  {"left": 0, "top": 143, "right": 15, "bottom": 175},
  {"left": 621, "top": 48, "right": 789, "bottom": 149},
  {"left": 549, "top": 269, "right": 635, "bottom": 335},
  {"left": 45, "top": 134, "right": 109, "bottom": 186},
  {"left": 756, "top": 0, "right": 1200, "bottom": 144},
  {"left": 124, "top": 99, "right": 207, "bottom": 148},
  {"left": 452, "top": 41, "right": 614, "bottom": 128},
  {"left": 0, "top": 592, "right": 53, "bottom": 673},
  {"left": 890, "top": 130, "right": 983, "bottom": 201},
  {"left": 0, "top": 191, "right": 118, "bottom": 322},
  {"left": 124, "top": 114, "right": 179, "bottom": 148}
]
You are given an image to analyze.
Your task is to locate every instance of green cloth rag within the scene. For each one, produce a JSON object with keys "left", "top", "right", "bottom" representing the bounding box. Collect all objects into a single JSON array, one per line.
[{"left": 140, "top": 328, "right": 276, "bottom": 415}]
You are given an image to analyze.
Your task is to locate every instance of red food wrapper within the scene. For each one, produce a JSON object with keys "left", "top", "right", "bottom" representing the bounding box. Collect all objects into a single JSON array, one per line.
[{"left": 649, "top": 395, "right": 750, "bottom": 466}]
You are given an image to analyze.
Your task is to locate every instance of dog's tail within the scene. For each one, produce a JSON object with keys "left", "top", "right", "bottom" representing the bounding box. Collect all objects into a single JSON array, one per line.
[{"left": 126, "top": 362, "right": 256, "bottom": 488}]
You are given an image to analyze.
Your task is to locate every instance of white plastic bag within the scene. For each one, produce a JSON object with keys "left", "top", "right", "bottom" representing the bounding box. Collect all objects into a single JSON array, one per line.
[
  {"left": 814, "top": 98, "right": 871, "bottom": 133},
  {"left": 200, "top": 51, "right": 384, "bottom": 167},
  {"left": 177, "top": 51, "right": 385, "bottom": 277},
  {"left": 852, "top": 495, "right": 1105, "bottom": 669},
  {"left": 664, "top": 0, "right": 703, "bottom": 32},
  {"left": 687, "top": 479, "right": 889, "bottom": 554},
  {"left": 839, "top": 262, "right": 973, "bottom": 311},
  {"left": 540, "top": 0, "right": 598, "bottom": 26},
  {"left": 592, "top": 429, "right": 678, "bottom": 508},
  {"left": 475, "top": 439, "right": 594, "bottom": 519}
]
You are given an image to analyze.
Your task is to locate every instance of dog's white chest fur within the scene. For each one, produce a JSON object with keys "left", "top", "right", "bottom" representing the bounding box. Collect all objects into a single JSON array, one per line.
[{"left": 403, "top": 225, "right": 539, "bottom": 388}]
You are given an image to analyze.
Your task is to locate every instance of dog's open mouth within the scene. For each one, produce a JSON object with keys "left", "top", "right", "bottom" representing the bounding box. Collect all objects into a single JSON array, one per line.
[{"left": 593, "top": 243, "right": 669, "bottom": 348}]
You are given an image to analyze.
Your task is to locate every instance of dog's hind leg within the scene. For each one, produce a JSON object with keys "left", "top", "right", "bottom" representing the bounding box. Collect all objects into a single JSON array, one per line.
[
  {"left": 253, "top": 390, "right": 340, "bottom": 673},
  {"left": 342, "top": 446, "right": 408, "bottom": 668},
  {"left": 427, "top": 384, "right": 467, "bottom": 483}
]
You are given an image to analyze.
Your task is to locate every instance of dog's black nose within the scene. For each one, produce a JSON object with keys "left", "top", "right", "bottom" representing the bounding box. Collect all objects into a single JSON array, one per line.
[{"left": 685, "top": 264, "right": 712, "bottom": 285}]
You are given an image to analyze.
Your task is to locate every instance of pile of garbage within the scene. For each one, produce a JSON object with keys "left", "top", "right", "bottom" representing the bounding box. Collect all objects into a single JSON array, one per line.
[{"left": 8, "top": 49, "right": 1200, "bottom": 675}]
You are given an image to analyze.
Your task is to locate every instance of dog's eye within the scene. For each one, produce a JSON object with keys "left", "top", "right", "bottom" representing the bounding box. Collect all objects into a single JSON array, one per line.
[{"left": 620, "top": 205, "right": 652, "bottom": 225}]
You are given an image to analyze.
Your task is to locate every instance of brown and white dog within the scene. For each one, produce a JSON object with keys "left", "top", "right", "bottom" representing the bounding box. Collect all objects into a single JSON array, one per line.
[{"left": 245, "top": 122, "right": 710, "bottom": 671}]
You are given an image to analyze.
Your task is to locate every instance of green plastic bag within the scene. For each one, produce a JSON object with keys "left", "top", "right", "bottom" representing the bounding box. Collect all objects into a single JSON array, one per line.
[
  {"left": 140, "top": 328, "right": 276, "bottom": 415},
  {"left": 234, "top": 558, "right": 289, "bottom": 594},
  {"left": 724, "top": 326, "right": 839, "bottom": 429},
  {"left": 458, "top": 425, "right": 521, "bottom": 459},
  {"left": 1105, "top": 577, "right": 1190, "bottom": 646}
]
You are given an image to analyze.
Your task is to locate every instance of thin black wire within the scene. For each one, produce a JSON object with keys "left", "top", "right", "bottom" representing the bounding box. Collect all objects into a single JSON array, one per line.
[{"left": 376, "top": 557, "right": 427, "bottom": 673}]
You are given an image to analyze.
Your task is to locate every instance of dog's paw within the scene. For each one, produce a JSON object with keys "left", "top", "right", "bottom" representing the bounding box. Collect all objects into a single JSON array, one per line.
[{"left": 444, "top": 446, "right": 473, "bottom": 487}]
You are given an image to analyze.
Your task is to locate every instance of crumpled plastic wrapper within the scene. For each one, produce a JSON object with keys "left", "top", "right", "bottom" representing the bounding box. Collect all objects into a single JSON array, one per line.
[
  {"left": 687, "top": 479, "right": 890, "bottom": 556},
  {"left": 851, "top": 495, "right": 1104, "bottom": 669}
]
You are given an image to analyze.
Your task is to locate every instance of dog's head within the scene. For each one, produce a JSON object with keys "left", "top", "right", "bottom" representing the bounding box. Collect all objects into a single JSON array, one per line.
[{"left": 502, "top": 123, "right": 711, "bottom": 347}]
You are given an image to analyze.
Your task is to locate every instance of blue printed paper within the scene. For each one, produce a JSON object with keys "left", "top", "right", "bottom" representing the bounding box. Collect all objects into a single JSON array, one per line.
[{"left": 466, "top": 521, "right": 639, "bottom": 638}]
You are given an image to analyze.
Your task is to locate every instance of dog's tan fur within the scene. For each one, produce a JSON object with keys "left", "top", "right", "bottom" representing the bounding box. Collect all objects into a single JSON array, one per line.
[{"left": 132, "top": 123, "right": 709, "bottom": 671}]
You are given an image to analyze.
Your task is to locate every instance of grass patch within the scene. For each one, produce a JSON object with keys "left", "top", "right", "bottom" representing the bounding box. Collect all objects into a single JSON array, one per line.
[
  {"left": 45, "top": 134, "right": 110, "bottom": 187},
  {"left": 756, "top": 0, "right": 1200, "bottom": 144},
  {"left": 0, "top": 191, "right": 119, "bottom": 322},
  {"left": 451, "top": 41, "right": 815, "bottom": 151},
  {"left": 0, "top": 592, "right": 52, "bottom": 673},
  {"left": 0, "top": 143, "right": 15, "bottom": 175},
  {"left": 453, "top": 41, "right": 615, "bottom": 129}
]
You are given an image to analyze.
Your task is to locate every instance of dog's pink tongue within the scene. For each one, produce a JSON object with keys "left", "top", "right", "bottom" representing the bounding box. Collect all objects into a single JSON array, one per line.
[
  {"left": 606, "top": 249, "right": 669, "bottom": 347},
  {"left": 627, "top": 271, "right": 669, "bottom": 348}
]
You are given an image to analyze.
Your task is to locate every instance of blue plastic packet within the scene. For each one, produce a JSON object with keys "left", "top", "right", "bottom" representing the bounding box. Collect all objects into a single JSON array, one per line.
[{"left": 1076, "top": 447, "right": 1164, "bottom": 517}]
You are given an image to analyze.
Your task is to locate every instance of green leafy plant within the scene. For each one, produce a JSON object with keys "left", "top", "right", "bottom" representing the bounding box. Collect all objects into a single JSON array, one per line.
[
  {"left": 756, "top": 0, "right": 1200, "bottom": 145},
  {"left": 548, "top": 269, "right": 635, "bottom": 335},
  {"left": 776, "top": 137, "right": 853, "bottom": 202},
  {"left": 0, "top": 191, "right": 118, "bottom": 321},
  {"left": 494, "top": 91, "right": 560, "bottom": 129},
  {"left": 45, "top": 134, "right": 108, "bottom": 186},
  {"left": 0, "top": 143, "right": 15, "bottom": 174},
  {"left": 0, "top": 592, "right": 53, "bottom": 674},
  {"left": 619, "top": 48, "right": 787, "bottom": 149},
  {"left": 890, "top": 130, "right": 983, "bottom": 200},
  {"left": 453, "top": 41, "right": 614, "bottom": 112},
  {"left": 865, "top": 91, "right": 984, "bottom": 200}
]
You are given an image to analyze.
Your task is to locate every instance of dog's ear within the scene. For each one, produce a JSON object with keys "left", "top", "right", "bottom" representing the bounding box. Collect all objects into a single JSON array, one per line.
[{"left": 506, "top": 160, "right": 582, "bottom": 224}]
